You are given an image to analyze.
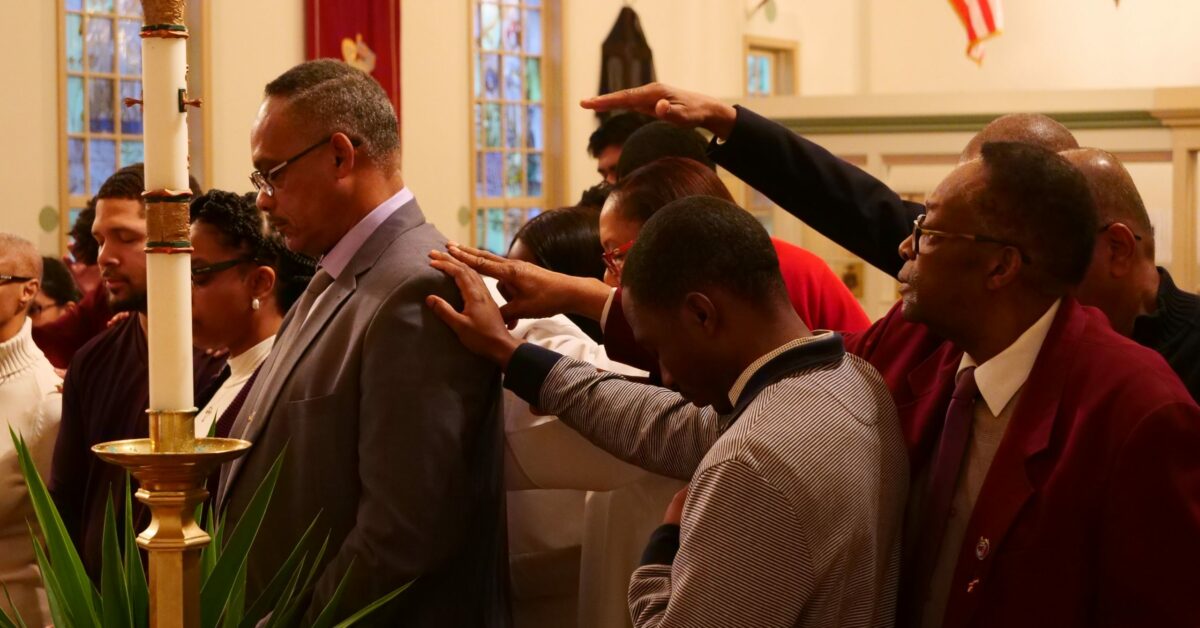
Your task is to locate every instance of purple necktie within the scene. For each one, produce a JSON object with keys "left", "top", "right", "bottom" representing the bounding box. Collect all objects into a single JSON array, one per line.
[{"left": 911, "top": 366, "right": 979, "bottom": 603}]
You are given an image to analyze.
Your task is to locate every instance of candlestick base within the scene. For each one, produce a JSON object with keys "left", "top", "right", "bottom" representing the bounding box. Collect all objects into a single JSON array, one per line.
[{"left": 92, "top": 437, "right": 250, "bottom": 628}]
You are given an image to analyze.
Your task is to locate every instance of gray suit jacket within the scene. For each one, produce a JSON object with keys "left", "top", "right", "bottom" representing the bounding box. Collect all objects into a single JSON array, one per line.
[{"left": 217, "top": 199, "right": 508, "bottom": 626}]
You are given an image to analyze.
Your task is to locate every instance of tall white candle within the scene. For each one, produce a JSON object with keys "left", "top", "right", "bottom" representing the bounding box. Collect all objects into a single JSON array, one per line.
[{"left": 141, "top": 33, "right": 193, "bottom": 412}]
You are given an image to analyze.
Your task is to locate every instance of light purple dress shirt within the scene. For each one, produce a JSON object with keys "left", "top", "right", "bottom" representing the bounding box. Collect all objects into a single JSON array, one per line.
[{"left": 319, "top": 186, "right": 415, "bottom": 280}]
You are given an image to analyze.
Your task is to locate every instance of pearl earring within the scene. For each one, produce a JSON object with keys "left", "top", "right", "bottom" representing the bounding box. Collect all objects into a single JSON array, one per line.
[{"left": 251, "top": 298, "right": 261, "bottom": 311}]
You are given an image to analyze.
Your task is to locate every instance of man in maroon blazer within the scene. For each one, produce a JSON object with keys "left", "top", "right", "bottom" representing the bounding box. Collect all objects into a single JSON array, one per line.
[{"left": 445, "top": 138, "right": 1200, "bottom": 627}]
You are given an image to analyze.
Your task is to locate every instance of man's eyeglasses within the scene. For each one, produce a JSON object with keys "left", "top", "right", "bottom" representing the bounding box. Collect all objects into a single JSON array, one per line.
[
  {"left": 191, "top": 257, "right": 256, "bottom": 283},
  {"left": 249, "top": 135, "right": 335, "bottom": 197},
  {"left": 602, "top": 239, "right": 635, "bottom": 275},
  {"left": 911, "top": 214, "right": 1032, "bottom": 264},
  {"left": 0, "top": 274, "right": 34, "bottom": 285}
]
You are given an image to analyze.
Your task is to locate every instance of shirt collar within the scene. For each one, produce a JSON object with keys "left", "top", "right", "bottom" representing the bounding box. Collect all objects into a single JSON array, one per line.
[
  {"left": 727, "top": 331, "right": 835, "bottom": 407},
  {"left": 958, "top": 299, "right": 1061, "bottom": 416},
  {"left": 227, "top": 335, "right": 275, "bottom": 379},
  {"left": 319, "top": 187, "right": 414, "bottom": 280}
]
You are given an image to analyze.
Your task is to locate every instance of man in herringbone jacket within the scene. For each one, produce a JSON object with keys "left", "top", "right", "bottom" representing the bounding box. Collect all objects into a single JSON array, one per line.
[{"left": 429, "top": 196, "right": 908, "bottom": 628}]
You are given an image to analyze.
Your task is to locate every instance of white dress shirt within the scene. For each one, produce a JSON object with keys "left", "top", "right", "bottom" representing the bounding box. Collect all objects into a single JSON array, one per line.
[{"left": 195, "top": 335, "right": 274, "bottom": 437}]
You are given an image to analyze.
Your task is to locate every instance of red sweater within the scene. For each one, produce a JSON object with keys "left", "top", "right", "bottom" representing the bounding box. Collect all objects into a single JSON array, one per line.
[
  {"left": 32, "top": 284, "right": 112, "bottom": 369},
  {"left": 605, "top": 238, "right": 869, "bottom": 370}
]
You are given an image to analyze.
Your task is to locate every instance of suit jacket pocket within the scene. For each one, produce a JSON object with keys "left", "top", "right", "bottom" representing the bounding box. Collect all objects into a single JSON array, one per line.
[{"left": 284, "top": 393, "right": 342, "bottom": 422}]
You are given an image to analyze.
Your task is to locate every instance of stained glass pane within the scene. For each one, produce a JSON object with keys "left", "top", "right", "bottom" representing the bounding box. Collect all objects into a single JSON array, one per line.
[
  {"left": 759, "top": 57, "right": 773, "bottom": 94},
  {"left": 67, "top": 77, "right": 85, "bottom": 134},
  {"left": 528, "top": 208, "right": 542, "bottom": 219},
  {"left": 89, "top": 139, "right": 117, "bottom": 195},
  {"left": 504, "top": 105, "right": 522, "bottom": 149},
  {"left": 66, "top": 0, "right": 83, "bottom": 10},
  {"left": 483, "top": 104, "right": 501, "bottom": 148},
  {"left": 87, "top": 0, "right": 114, "bottom": 11},
  {"left": 485, "top": 152, "right": 503, "bottom": 197},
  {"left": 526, "top": 105, "right": 543, "bottom": 149},
  {"left": 121, "top": 140, "right": 144, "bottom": 167},
  {"left": 501, "top": 6, "right": 521, "bottom": 51},
  {"left": 86, "top": 17, "right": 114, "bottom": 73},
  {"left": 88, "top": 78, "right": 115, "bottom": 133},
  {"left": 505, "top": 208, "right": 524, "bottom": 243},
  {"left": 475, "top": 153, "right": 485, "bottom": 196},
  {"left": 486, "top": 208, "right": 506, "bottom": 253},
  {"left": 473, "top": 54, "right": 482, "bottom": 98},
  {"left": 474, "top": 104, "right": 481, "bottom": 148},
  {"left": 120, "top": 80, "right": 142, "bottom": 133},
  {"left": 527, "top": 154, "right": 543, "bottom": 197},
  {"left": 118, "top": 19, "right": 141, "bottom": 76},
  {"left": 480, "top": 2, "right": 500, "bottom": 50},
  {"left": 66, "top": 14, "right": 84, "bottom": 72},
  {"left": 482, "top": 54, "right": 500, "bottom": 99},
  {"left": 68, "top": 139, "right": 86, "bottom": 195},
  {"left": 524, "top": 10, "right": 542, "bottom": 55},
  {"left": 502, "top": 56, "right": 522, "bottom": 101},
  {"left": 116, "top": 0, "right": 142, "bottom": 16},
  {"left": 505, "top": 152, "right": 523, "bottom": 197},
  {"left": 475, "top": 208, "right": 486, "bottom": 248},
  {"left": 525, "top": 58, "right": 542, "bottom": 101},
  {"left": 747, "top": 56, "right": 760, "bottom": 95}
]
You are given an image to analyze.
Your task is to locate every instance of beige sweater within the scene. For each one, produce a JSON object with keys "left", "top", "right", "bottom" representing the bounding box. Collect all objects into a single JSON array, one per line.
[{"left": 0, "top": 320, "right": 61, "bottom": 626}]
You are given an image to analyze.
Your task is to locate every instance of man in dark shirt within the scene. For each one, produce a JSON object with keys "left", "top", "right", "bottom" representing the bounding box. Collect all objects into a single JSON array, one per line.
[{"left": 48, "top": 164, "right": 222, "bottom": 580}]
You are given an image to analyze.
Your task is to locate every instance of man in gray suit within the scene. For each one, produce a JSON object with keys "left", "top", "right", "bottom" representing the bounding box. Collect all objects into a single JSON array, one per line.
[{"left": 218, "top": 59, "right": 507, "bottom": 626}]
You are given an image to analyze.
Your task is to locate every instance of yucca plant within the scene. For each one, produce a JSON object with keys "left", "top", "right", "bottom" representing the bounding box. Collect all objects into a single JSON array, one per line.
[{"left": 1, "top": 430, "right": 410, "bottom": 628}]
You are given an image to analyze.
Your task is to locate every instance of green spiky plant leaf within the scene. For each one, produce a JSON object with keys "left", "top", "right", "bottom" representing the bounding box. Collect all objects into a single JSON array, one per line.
[{"left": 9, "top": 431, "right": 409, "bottom": 627}]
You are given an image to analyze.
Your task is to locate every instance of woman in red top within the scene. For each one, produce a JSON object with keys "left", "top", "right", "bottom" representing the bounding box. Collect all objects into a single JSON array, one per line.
[{"left": 599, "top": 157, "right": 870, "bottom": 334}]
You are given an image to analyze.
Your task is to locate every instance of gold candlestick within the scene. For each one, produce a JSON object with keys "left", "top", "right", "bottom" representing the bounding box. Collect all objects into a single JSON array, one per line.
[
  {"left": 93, "top": 425, "right": 250, "bottom": 628},
  {"left": 91, "top": 1, "right": 252, "bottom": 626}
]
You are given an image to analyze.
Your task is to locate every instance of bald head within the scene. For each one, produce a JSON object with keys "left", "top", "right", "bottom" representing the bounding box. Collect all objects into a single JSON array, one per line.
[
  {"left": 0, "top": 233, "right": 42, "bottom": 279},
  {"left": 960, "top": 113, "right": 1079, "bottom": 163},
  {"left": 1061, "top": 147, "right": 1153, "bottom": 251}
]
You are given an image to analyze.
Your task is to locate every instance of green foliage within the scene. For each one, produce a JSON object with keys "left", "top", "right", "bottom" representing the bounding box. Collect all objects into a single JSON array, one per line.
[{"left": 0, "top": 431, "right": 411, "bottom": 627}]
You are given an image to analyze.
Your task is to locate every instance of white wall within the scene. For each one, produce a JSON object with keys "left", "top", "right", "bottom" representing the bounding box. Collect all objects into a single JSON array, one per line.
[
  {"left": 867, "top": 0, "right": 1200, "bottom": 94},
  {"left": 0, "top": 0, "right": 60, "bottom": 253},
  {"left": 204, "top": 2, "right": 305, "bottom": 194}
]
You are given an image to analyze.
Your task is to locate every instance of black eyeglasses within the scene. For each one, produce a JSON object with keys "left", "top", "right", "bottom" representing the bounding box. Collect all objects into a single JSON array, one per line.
[
  {"left": 191, "top": 257, "right": 255, "bottom": 282},
  {"left": 249, "top": 136, "right": 332, "bottom": 197},
  {"left": 0, "top": 274, "right": 34, "bottom": 285},
  {"left": 911, "top": 215, "right": 1032, "bottom": 264}
]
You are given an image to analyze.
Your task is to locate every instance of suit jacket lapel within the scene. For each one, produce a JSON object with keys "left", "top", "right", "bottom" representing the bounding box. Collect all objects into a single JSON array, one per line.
[
  {"left": 218, "top": 199, "right": 428, "bottom": 507},
  {"left": 947, "top": 300, "right": 1082, "bottom": 627}
]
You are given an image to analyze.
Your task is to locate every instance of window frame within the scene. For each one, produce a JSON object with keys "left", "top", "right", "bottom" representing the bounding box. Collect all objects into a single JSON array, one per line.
[
  {"left": 56, "top": 0, "right": 210, "bottom": 253},
  {"left": 467, "top": 0, "right": 563, "bottom": 254},
  {"left": 743, "top": 35, "right": 799, "bottom": 98}
]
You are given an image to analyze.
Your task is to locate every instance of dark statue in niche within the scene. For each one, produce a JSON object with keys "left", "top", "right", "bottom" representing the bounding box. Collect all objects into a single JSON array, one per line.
[{"left": 598, "top": 6, "right": 656, "bottom": 121}]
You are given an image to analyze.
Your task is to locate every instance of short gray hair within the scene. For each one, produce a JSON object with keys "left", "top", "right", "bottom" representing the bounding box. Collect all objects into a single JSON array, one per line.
[
  {"left": 0, "top": 233, "right": 42, "bottom": 280},
  {"left": 265, "top": 59, "right": 400, "bottom": 169}
]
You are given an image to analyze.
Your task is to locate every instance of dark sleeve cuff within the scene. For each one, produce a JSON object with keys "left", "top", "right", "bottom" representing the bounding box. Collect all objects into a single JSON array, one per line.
[
  {"left": 706, "top": 104, "right": 748, "bottom": 160},
  {"left": 503, "top": 343, "right": 565, "bottom": 406},
  {"left": 639, "top": 524, "right": 681, "bottom": 567}
]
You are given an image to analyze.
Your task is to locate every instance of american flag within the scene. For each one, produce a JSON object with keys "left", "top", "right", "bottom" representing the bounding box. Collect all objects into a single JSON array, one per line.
[{"left": 949, "top": 0, "right": 1004, "bottom": 63}]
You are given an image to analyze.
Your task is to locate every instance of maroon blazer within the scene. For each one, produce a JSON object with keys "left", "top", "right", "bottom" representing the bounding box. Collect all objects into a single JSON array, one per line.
[{"left": 847, "top": 298, "right": 1200, "bottom": 627}]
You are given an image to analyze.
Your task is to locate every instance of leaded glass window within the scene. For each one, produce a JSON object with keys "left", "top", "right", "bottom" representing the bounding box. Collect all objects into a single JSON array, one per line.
[
  {"left": 61, "top": 0, "right": 146, "bottom": 235},
  {"left": 471, "top": 0, "right": 547, "bottom": 253}
]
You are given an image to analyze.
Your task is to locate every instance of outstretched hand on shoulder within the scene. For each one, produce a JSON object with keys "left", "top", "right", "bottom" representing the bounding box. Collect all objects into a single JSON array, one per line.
[
  {"left": 442, "top": 243, "right": 613, "bottom": 325},
  {"left": 427, "top": 249, "right": 523, "bottom": 369}
]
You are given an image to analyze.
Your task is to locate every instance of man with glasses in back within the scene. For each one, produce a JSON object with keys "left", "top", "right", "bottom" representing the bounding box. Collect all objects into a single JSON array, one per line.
[
  {"left": 49, "top": 164, "right": 225, "bottom": 582},
  {"left": 215, "top": 59, "right": 506, "bottom": 626}
]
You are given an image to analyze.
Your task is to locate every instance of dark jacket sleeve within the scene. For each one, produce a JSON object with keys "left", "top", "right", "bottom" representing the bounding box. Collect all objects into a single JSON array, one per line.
[{"left": 709, "top": 106, "right": 923, "bottom": 277}]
